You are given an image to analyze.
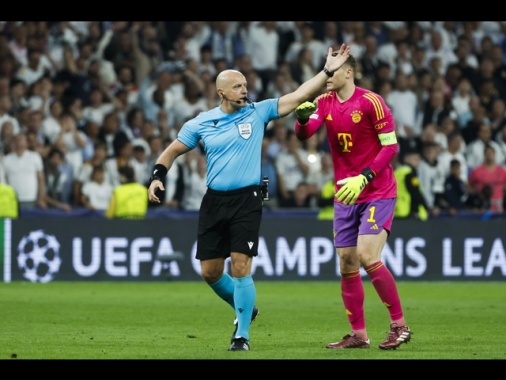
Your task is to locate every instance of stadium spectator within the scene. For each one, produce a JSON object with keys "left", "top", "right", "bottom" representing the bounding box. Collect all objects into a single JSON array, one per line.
[
  {"left": 435, "top": 21, "right": 459, "bottom": 51},
  {"left": 495, "top": 123, "right": 506, "bottom": 160},
  {"left": 345, "top": 22, "right": 367, "bottom": 60},
  {"left": 3, "top": 132, "right": 47, "bottom": 209},
  {"left": 488, "top": 98, "right": 506, "bottom": 140},
  {"left": 477, "top": 79, "right": 500, "bottom": 114},
  {"left": 0, "top": 93, "right": 21, "bottom": 135},
  {"left": 306, "top": 151, "right": 334, "bottom": 209},
  {"left": 181, "top": 152, "right": 207, "bottom": 211},
  {"left": 106, "top": 165, "right": 148, "bottom": 219},
  {"left": 281, "top": 181, "right": 313, "bottom": 208},
  {"left": 263, "top": 65, "right": 299, "bottom": 103},
  {"left": 461, "top": 100, "right": 490, "bottom": 144},
  {"left": 468, "top": 144, "right": 506, "bottom": 212},
  {"left": 82, "top": 87, "right": 116, "bottom": 126},
  {"left": 102, "top": 23, "right": 138, "bottom": 76},
  {"left": 438, "top": 131, "right": 469, "bottom": 182},
  {"left": 0, "top": 120, "right": 15, "bottom": 155},
  {"left": 104, "top": 138, "right": 134, "bottom": 188},
  {"left": 377, "top": 25, "right": 408, "bottom": 73},
  {"left": 276, "top": 131, "right": 310, "bottom": 208},
  {"left": 8, "top": 77, "right": 28, "bottom": 115},
  {"left": 130, "top": 119, "right": 154, "bottom": 156},
  {"left": 41, "top": 98, "right": 64, "bottom": 143},
  {"left": 131, "top": 143, "right": 149, "bottom": 185},
  {"left": 359, "top": 34, "right": 383, "bottom": 83},
  {"left": 471, "top": 56, "right": 506, "bottom": 100},
  {"left": 419, "top": 122, "right": 447, "bottom": 151},
  {"left": 260, "top": 137, "right": 279, "bottom": 208},
  {"left": 418, "top": 141, "right": 446, "bottom": 215},
  {"left": 394, "top": 150, "right": 429, "bottom": 221},
  {"left": 0, "top": 180, "right": 19, "bottom": 218},
  {"left": 490, "top": 43, "right": 506, "bottom": 84},
  {"left": 289, "top": 47, "right": 318, "bottom": 86},
  {"left": 244, "top": 21, "right": 280, "bottom": 93},
  {"left": 81, "top": 119, "right": 100, "bottom": 161},
  {"left": 0, "top": 160, "right": 5, "bottom": 183},
  {"left": 465, "top": 123, "right": 505, "bottom": 170},
  {"left": 7, "top": 23, "right": 29, "bottom": 66},
  {"left": 204, "top": 21, "right": 244, "bottom": 69},
  {"left": 424, "top": 29, "right": 458, "bottom": 75},
  {"left": 444, "top": 63, "right": 463, "bottom": 96},
  {"left": 96, "top": 110, "right": 129, "bottom": 159},
  {"left": 196, "top": 45, "right": 216, "bottom": 78},
  {"left": 366, "top": 21, "right": 389, "bottom": 47},
  {"left": 420, "top": 88, "right": 452, "bottom": 130},
  {"left": 43, "top": 146, "right": 73, "bottom": 211},
  {"left": 451, "top": 77, "right": 475, "bottom": 128},
  {"left": 128, "top": 22, "right": 164, "bottom": 89},
  {"left": 172, "top": 75, "right": 209, "bottom": 130},
  {"left": 410, "top": 45, "right": 428, "bottom": 78},
  {"left": 25, "top": 109, "right": 49, "bottom": 156},
  {"left": 138, "top": 69, "right": 179, "bottom": 130},
  {"left": 15, "top": 48, "right": 54, "bottom": 87},
  {"left": 121, "top": 106, "right": 145, "bottom": 141},
  {"left": 393, "top": 40, "right": 415, "bottom": 76},
  {"left": 73, "top": 140, "right": 109, "bottom": 205},
  {"left": 453, "top": 35, "right": 479, "bottom": 81},
  {"left": 387, "top": 70, "right": 420, "bottom": 159},
  {"left": 441, "top": 158, "right": 470, "bottom": 216},
  {"left": 243, "top": 70, "right": 263, "bottom": 102},
  {"left": 53, "top": 111, "right": 87, "bottom": 178},
  {"left": 316, "top": 178, "right": 335, "bottom": 220},
  {"left": 177, "top": 22, "right": 211, "bottom": 65},
  {"left": 266, "top": 118, "right": 289, "bottom": 159},
  {"left": 80, "top": 164, "right": 114, "bottom": 211}
]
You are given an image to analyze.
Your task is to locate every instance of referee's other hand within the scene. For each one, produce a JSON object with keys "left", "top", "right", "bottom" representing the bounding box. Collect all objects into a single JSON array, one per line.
[{"left": 148, "top": 180, "right": 165, "bottom": 203}]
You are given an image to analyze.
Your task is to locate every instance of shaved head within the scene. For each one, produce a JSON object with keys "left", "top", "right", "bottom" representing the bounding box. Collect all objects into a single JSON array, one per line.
[{"left": 216, "top": 69, "right": 245, "bottom": 90}]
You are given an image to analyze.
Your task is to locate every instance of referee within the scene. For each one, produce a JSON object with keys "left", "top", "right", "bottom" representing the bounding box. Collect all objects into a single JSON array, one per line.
[{"left": 148, "top": 44, "right": 350, "bottom": 351}]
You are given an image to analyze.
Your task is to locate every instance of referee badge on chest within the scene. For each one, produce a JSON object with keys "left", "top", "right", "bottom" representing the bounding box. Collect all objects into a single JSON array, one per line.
[{"left": 238, "top": 123, "right": 252, "bottom": 139}]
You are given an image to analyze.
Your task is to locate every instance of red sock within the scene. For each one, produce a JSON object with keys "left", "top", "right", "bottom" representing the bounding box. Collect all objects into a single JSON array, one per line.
[
  {"left": 341, "top": 270, "right": 365, "bottom": 330},
  {"left": 366, "top": 261, "right": 404, "bottom": 321}
]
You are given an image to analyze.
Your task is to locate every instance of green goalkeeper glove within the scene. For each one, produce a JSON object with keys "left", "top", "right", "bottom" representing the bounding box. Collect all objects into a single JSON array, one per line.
[
  {"left": 295, "top": 101, "right": 316, "bottom": 124},
  {"left": 335, "top": 168, "right": 376, "bottom": 205}
]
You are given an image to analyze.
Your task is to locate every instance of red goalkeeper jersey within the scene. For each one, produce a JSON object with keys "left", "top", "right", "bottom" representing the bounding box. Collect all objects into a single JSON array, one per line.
[{"left": 295, "top": 87, "right": 398, "bottom": 203}]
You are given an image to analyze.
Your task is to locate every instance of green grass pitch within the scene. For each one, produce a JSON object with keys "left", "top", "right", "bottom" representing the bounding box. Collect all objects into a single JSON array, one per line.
[{"left": 1, "top": 281, "right": 505, "bottom": 359}]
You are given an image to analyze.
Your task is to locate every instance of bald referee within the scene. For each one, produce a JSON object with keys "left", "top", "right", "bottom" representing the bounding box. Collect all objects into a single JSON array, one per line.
[{"left": 148, "top": 44, "right": 350, "bottom": 351}]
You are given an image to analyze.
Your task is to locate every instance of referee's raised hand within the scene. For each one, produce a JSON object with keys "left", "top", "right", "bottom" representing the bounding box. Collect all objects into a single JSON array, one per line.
[{"left": 324, "top": 44, "right": 351, "bottom": 74}]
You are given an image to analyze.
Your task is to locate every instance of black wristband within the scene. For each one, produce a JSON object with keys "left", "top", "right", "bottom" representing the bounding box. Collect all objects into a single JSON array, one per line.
[
  {"left": 150, "top": 164, "right": 168, "bottom": 182},
  {"left": 323, "top": 67, "right": 334, "bottom": 77},
  {"left": 297, "top": 118, "right": 309, "bottom": 125},
  {"left": 361, "top": 167, "right": 376, "bottom": 182}
]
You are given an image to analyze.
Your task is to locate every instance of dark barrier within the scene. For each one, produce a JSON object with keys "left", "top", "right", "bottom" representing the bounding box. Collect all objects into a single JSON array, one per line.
[{"left": 1, "top": 217, "right": 505, "bottom": 282}]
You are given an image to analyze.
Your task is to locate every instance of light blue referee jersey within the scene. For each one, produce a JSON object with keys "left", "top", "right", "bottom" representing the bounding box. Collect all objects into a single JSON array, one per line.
[{"left": 177, "top": 99, "right": 280, "bottom": 191}]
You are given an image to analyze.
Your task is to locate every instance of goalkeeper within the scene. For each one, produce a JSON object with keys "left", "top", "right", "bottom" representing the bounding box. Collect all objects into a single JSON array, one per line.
[{"left": 293, "top": 54, "right": 411, "bottom": 351}]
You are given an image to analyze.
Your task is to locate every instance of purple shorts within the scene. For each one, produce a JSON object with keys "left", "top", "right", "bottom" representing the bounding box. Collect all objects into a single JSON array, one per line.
[{"left": 333, "top": 198, "right": 396, "bottom": 247}]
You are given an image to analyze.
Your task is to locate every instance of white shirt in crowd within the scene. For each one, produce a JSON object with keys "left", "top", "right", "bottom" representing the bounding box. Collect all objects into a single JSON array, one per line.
[
  {"left": 3, "top": 149, "right": 43, "bottom": 202},
  {"left": 80, "top": 180, "right": 114, "bottom": 211}
]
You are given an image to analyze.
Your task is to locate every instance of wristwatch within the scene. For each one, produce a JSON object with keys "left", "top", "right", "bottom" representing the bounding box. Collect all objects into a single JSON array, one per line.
[{"left": 323, "top": 67, "right": 334, "bottom": 77}]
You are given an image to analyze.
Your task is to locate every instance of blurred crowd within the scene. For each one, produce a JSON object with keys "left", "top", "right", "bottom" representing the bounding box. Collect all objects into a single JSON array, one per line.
[{"left": 1, "top": 21, "right": 506, "bottom": 218}]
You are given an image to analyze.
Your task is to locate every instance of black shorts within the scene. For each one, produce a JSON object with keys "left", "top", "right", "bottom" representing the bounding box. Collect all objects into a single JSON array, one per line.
[{"left": 196, "top": 185, "right": 263, "bottom": 261}]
